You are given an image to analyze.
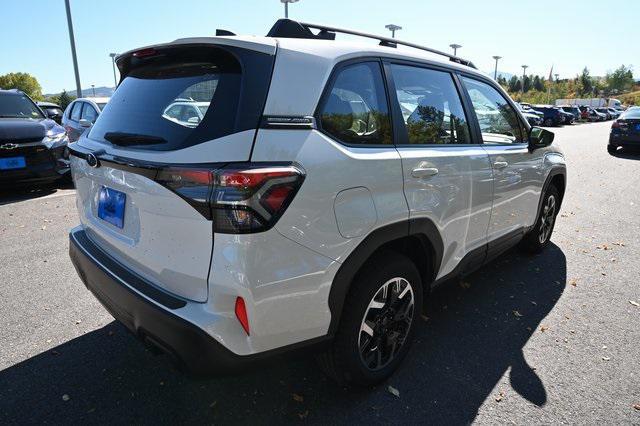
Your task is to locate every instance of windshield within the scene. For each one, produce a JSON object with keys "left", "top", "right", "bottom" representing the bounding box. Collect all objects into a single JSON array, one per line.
[
  {"left": 622, "top": 110, "right": 640, "bottom": 119},
  {"left": 0, "top": 93, "right": 44, "bottom": 119}
]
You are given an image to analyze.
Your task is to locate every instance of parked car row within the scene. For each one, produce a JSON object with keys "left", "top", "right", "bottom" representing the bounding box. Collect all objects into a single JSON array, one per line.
[{"left": 517, "top": 101, "right": 626, "bottom": 127}]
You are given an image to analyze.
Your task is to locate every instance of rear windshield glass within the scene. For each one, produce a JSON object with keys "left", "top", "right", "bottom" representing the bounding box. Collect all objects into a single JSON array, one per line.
[
  {"left": 88, "top": 46, "right": 273, "bottom": 151},
  {"left": 623, "top": 110, "right": 640, "bottom": 119}
]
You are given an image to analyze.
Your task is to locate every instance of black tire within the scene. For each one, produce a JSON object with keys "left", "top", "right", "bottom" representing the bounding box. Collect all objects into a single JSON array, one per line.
[
  {"left": 544, "top": 118, "right": 554, "bottom": 127},
  {"left": 521, "top": 185, "right": 560, "bottom": 254},
  {"left": 317, "top": 251, "right": 423, "bottom": 386},
  {"left": 607, "top": 145, "right": 617, "bottom": 155}
]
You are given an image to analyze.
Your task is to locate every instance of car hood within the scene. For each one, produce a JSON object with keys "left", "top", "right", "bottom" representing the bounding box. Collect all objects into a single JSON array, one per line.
[{"left": 0, "top": 118, "right": 64, "bottom": 142}]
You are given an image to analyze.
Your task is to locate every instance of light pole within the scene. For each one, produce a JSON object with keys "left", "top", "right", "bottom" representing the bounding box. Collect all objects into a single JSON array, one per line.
[
  {"left": 449, "top": 44, "right": 462, "bottom": 56},
  {"left": 492, "top": 56, "right": 502, "bottom": 80},
  {"left": 91, "top": 85, "right": 96, "bottom": 97},
  {"left": 554, "top": 73, "right": 559, "bottom": 82},
  {"left": 521, "top": 64, "right": 528, "bottom": 93},
  {"left": 281, "top": 0, "right": 299, "bottom": 18},
  {"left": 109, "top": 53, "right": 118, "bottom": 87},
  {"left": 64, "top": 0, "right": 82, "bottom": 98},
  {"left": 385, "top": 24, "right": 402, "bottom": 38}
]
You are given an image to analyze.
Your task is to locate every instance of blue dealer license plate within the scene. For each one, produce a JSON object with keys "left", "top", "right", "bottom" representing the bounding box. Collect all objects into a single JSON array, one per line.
[
  {"left": 0, "top": 156, "right": 26, "bottom": 170},
  {"left": 98, "top": 186, "right": 126, "bottom": 228}
]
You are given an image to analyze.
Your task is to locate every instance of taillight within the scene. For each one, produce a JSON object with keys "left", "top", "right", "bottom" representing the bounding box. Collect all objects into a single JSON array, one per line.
[
  {"left": 235, "top": 297, "right": 250, "bottom": 335},
  {"left": 155, "top": 163, "right": 305, "bottom": 234},
  {"left": 612, "top": 120, "right": 627, "bottom": 129},
  {"left": 212, "top": 164, "right": 305, "bottom": 234}
]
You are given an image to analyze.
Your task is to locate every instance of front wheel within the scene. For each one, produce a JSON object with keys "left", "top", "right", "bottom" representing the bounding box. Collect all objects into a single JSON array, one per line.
[
  {"left": 317, "top": 252, "right": 423, "bottom": 386},
  {"left": 521, "top": 185, "right": 560, "bottom": 254},
  {"left": 544, "top": 118, "right": 554, "bottom": 127}
]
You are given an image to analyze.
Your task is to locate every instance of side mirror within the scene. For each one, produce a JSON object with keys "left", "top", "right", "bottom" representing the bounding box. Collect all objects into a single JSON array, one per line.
[
  {"left": 45, "top": 109, "right": 60, "bottom": 119},
  {"left": 79, "top": 118, "right": 92, "bottom": 128},
  {"left": 529, "top": 126, "right": 554, "bottom": 150}
]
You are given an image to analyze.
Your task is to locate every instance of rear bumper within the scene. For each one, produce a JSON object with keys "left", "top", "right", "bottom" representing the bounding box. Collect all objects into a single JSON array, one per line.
[
  {"left": 69, "top": 228, "right": 326, "bottom": 375},
  {"left": 610, "top": 134, "right": 640, "bottom": 146}
]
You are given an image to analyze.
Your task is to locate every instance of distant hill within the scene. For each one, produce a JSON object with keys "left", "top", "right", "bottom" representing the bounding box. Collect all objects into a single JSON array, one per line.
[
  {"left": 44, "top": 86, "right": 115, "bottom": 98},
  {"left": 482, "top": 70, "right": 515, "bottom": 80}
]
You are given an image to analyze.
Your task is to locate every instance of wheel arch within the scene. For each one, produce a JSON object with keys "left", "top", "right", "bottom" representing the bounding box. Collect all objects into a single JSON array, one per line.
[
  {"left": 531, "top": 166, "right": 566, "bottom": 231},
  {"left": 326, "top": 218, "right": 443, "bottom": 335}
]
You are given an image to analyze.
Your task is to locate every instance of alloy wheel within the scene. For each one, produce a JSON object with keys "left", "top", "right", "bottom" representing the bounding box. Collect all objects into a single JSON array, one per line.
[
  {"left": 358, "top": 277, "right": 415, "bottom": 371},
  {"left": 539, "top": 194, "right": 556, "bottom": 244}
]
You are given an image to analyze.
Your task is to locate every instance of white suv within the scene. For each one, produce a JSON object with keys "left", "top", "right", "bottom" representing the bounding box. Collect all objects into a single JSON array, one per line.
[{"left": 68, "top": 20, "right": 566, "bottom": 385}]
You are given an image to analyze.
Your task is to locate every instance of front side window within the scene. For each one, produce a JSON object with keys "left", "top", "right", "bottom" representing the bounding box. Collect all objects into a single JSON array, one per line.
[
  {"left": 390, "top": 64, "right": 471, "bottom": 145},
  {"left": 319, "top": 62, "right": 392, "bottom": 145},
  {"left": 462, "top": 77, "right": 525, "bottom": 144}
]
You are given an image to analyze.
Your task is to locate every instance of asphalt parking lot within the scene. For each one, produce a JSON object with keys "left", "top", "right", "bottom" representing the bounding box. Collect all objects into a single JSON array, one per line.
[{"left": 1, "top": 121, "right": 639, "bottom": 425}]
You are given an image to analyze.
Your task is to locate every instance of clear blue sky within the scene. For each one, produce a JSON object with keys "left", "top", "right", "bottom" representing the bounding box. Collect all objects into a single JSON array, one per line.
[{"left": 1, "top": 0, "right": 638, "bottom": 94}]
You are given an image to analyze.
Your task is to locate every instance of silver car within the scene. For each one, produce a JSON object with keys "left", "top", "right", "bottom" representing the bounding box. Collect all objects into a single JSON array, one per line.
[{"left": 68, "top": 19, "right": 566, "bottom": 385}]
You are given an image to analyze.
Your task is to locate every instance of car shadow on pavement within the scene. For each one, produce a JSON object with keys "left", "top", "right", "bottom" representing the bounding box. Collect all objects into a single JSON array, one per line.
[
  {"left": 0, "top": 180, "right": 74, "bottom": 206},
  {"left": 0, "top": 244, "right": 566, "bottom": 424}
]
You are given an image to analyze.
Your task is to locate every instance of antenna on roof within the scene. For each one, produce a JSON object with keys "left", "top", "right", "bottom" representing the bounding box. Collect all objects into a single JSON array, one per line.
[
  {"left": 216, "top": 29, "right": 236, "bottom": 36},
  {"left": 266, "top": 19, "right": 476, "bottom": 69}
]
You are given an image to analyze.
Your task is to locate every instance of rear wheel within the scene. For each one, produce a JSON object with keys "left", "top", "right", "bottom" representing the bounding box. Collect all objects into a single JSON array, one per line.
[
  {"left": 521, "top": 185, "right": 560, "bottom": 253},
  {"left": 544, "top": 118, "right": 554, "bottom": 127},
  {"left": 317, "top": 252, "right": 423, "bottom": 386}
]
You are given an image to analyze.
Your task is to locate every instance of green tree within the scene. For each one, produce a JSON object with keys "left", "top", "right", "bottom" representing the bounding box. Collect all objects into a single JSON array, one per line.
[
  {"left": 533, "top": 75, "right": 545, "bottom": 91},
  {"left": 508, "top": 75, "right": 519, "bottom": 92},
  {"left": 522, "top": 75, "right": 532, "bottom": 93},
  {"left": 605, "top": 65, "right": 635, "bottom": 94},
  {"left": 0, "top": 72, "right": 43, "bottom": 100},
  {"left": 578, "top": 67, "right": 594, "bottom": 96},
  {"left": 57, "top": 90, "right": 75, "bottom": 110}
]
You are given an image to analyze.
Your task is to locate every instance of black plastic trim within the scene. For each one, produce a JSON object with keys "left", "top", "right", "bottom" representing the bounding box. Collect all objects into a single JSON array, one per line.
[
  {"left": 529, "top": 167, "right": 566, "bottom": 233},
  {"left": 69, "top": 228, "right": 331, "bottom": 375}
]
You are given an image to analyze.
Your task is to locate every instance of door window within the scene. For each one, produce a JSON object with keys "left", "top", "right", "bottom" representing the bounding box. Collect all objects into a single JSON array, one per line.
[
  {"left": 319, "top": 61, "right": 392, "bottom": 145},
  {"left": 461, "top": 77, "right": 525, "bottom": 144},
  {"left": 70, "top": 102, "right": 82, "bottom": 121},
  {"left": 389, "top": 64, "right": 471, "bottom": 145},
  {"left": 81, "top": 104, "right": 98, "bottom": 123}
]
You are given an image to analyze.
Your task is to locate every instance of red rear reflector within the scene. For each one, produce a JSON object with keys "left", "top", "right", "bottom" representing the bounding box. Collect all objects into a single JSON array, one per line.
[
  {"left": 235, "top": 297, "right": 250, "bottom": 335},
  {"left": 132, "top": 48, "right": 158, "bottom": 58}
]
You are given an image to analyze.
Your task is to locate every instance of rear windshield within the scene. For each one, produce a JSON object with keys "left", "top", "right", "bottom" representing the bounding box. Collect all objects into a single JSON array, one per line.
[{"left": 88, "top": 45, "right": 273, "bottom": 151}]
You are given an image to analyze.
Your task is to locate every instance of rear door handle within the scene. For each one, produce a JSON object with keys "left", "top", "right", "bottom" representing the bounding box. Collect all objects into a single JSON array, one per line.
[
  {"left": 493, "top": 161, "right": 508, "bottom": 169},
  {"left": 411, "top": 167, "right": 439, "bottom": 178}
]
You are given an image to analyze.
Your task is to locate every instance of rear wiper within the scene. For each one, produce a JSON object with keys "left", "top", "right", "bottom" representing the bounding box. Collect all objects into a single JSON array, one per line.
[{"left": 104, "top": 132, "right": 167, "bottom": 146}]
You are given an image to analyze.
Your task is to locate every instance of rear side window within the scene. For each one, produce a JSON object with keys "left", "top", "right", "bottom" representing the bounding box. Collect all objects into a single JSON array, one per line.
[
  {"left": 319, "top": 62, "right": 392, "bottom": 145},
  {"left": 461, "top": 77, "right": 525, "bottom": 144},
  {"left": 70, "top": 102, "right": 82, "bottom": 121},
  {"left": 88, "top": 46, "right": 274, "bottom": 151},
  {"left": 389, "top": 64, "right": 471, "bottom": 145}
]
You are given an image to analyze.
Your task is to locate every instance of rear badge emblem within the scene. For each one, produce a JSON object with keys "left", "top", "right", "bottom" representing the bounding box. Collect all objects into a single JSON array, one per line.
[{"left": 86, "top": 153, "right": 100, "bottom": 168}]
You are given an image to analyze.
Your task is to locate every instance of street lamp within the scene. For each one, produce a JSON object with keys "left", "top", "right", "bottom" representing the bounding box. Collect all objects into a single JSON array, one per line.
[
  {"left": 385, "top": 24, "right": 402, "bottom": 39},
  {"left": 91, "top": 84, "right": 96, "bottom": 97},
  {"left": 280, "top": 0, "right": 299, "bottom": 18},
  {"left": 492, "top": 56, "right": 502, "bottom": 80},
  {"left": 64, "top": 0, "right": 82, "bottom": 98},
  {"left": 109, "top": 53, "right": 118, "bottom": 87},
  {"left": 554, "top": 73, "right": 559, "bottom": 82},
  {"left": 521, "top": 65, "right": 528, "bottom": 93},
  {"left": 449, "top": 44, "right": 462, "bottom": 56}
]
